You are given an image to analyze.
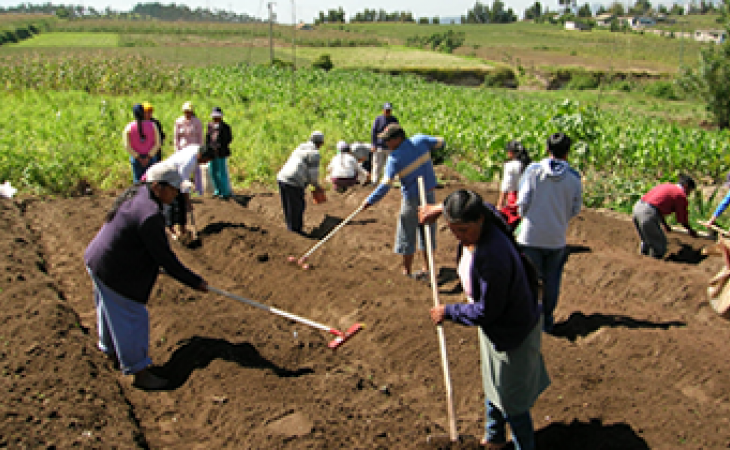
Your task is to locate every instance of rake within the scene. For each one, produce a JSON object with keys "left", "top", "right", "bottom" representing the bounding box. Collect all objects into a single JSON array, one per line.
[
  {"left": 287, "top": 203, "right": 366, "bottom": 270},
  {"left": 208, "top": 286, "right": 363, "bottom": 349}
]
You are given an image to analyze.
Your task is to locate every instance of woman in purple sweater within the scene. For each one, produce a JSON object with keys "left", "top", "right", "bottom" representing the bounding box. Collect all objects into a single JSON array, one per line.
[
  {"left": 84, "top": 163, "right": 207, "bottom": 390},
  {"left": 421, "top": 190, "right": 550, "bottom": 450}
]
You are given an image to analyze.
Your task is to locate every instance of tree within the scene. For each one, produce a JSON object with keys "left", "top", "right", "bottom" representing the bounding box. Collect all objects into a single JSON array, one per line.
[
  {"left": 55, "top": 6, "right": 70, "bottom": 18},
  {"left": 658, "top": 4, "right": 668, "bottom": 13},
  {"left": 464, "top": 1, "right": 491, "bottom": 23},
  {"left": 524, "top": 1, "right": 543, "bottom": 20},
  {"left": 432, "top": 16, "right": 440, "bottom": 24},
  {"left": 607, "top": 1, "right": 625, "bottom": 15},
  {"left": 669, "top": 3, "right": 684, "bottom": 14},
  {"left": 577, "top": 3, "right": 592, "bottom": 17},
  {"left": 677, "top": 37, "right": 730, "bottom": 128},
  {"left": 558, "top": 0, "right": 577, "bottom": 14},
  {"left": 629, "top": 0, "right": 652, "bottom": 14}
]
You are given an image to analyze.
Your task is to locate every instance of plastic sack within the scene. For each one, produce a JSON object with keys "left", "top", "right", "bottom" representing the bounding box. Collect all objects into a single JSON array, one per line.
[
  {"left": 0, "top": 181, "right": 17, "bottom": 199},
  {"left": 708, "top": 236, "right": 730, "bottom": 319}
]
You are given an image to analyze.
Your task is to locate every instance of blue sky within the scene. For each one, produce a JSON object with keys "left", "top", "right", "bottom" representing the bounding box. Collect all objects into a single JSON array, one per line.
[{"left": 0, "top": 0, "right": 696, "bottom": 24}]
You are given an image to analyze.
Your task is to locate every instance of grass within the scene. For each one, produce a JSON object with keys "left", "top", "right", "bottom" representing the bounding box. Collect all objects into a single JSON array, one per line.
[
  {"left": 14, "top": 32, "right": 119, "bottom": 47},
  {"left": 277, "top": 46, "right": 492, "bottom": 69}
]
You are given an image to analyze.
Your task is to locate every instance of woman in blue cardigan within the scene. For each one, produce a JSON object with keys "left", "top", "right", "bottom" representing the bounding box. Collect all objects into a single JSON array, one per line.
[{"left": 421, "top": 189, "right": 550, "bottom": 450}]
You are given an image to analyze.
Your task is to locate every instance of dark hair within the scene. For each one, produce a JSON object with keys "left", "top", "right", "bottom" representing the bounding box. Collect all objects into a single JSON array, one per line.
[
  {"left": 547, "top": 133, "right": 571, "bottom": 159},
  {"left": 105, "top": 185, "right": 142, "bottom": 222},
  {"left": 442, "top": 189, "right": 540, "bottom": 295},
  {"left": 507, "top": 140, "right": 531, "bottom": 174},
  {"left": 678, "top": 174, "right": 696, "bottom": 191},
  {"left": 132, "top": 104, "right": 146, "bottom": 143},
  {"left": 199, "top": 143, "right": 216, "bottom": 160}
]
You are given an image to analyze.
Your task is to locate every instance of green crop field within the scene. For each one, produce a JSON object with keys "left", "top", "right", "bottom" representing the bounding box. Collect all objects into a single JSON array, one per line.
[{"left": 14, "top": 31, "right": 118, "bottom": 47}]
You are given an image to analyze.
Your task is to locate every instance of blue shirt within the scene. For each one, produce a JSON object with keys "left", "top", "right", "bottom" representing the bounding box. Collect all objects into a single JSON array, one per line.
[{"left": 366, "top": 134, "right": 441, "bottom": 205}]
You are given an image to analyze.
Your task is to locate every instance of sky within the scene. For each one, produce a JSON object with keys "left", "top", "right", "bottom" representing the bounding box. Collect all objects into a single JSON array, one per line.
[
  {"left": 0, "top": 0, "right": 698, "bottom": 24},
  {"left": 0, "top": 0, "right": 567, "bottom": 23}
]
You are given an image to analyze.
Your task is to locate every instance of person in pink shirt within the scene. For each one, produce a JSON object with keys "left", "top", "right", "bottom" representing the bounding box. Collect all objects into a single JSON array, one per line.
[
  {"left": 174, "top": 101, "right": 204, "bottom": 194},
  {"left": 124, "top": 103, "right": 161, "bottom": 183},
  {"left": 632, "top": 174, "right": 698, "bottom": 258}
]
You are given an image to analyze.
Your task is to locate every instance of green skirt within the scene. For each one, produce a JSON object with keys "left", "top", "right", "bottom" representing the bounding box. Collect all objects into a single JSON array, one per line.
[{"left": 478, "top": 319, "right": 550, "bottom": 416}]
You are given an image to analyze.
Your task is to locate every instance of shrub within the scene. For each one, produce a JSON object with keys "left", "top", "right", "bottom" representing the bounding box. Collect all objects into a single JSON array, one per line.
[
  {"left": 565, "top": 73, "right": 600, "bottom": 90},
  {"left": 483, "top": 66, "right": 517, "bottom": 88},
  {"left": 643, "top": 81, "right": 681, "bottom": 100},
  {"left": 312, "top": 54, "right": 333, "bottom": 71}
]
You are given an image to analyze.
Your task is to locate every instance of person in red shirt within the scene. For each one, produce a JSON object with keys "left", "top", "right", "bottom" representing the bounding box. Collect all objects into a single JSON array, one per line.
[{"left": 632, "top": 174, "right": 698, "bottom": 258}]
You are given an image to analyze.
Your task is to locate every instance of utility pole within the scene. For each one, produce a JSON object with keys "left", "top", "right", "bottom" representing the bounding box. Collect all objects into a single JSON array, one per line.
[{"left": 268, "top": 2, "right": 276, "bottom": 64}]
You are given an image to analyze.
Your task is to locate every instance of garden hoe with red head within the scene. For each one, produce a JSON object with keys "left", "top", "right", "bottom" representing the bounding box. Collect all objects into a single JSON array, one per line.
[
  {"left": 208, "top": 286, "right": 363, "bottom": 349},
  {"left": 286, "top": 203, "right": 365, "bottom": 270},
  {"left": 418, "top": 177, "right": 478, "bottom": 448}
]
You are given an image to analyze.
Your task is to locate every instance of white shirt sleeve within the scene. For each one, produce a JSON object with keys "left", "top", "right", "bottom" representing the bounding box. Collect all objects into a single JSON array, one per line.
[{"left": 500, "top": 160, "right": 522, "bottom": 193}]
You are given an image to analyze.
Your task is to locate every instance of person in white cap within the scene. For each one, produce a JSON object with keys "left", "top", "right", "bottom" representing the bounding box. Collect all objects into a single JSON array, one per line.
[
  {"left": 369, "top": 102, "right": 399, "bottom": 184},
  {"left": 84, "top": 163, "right": 208, "bottom": 391},
  {"left": 174, "top": 101, "right": 204, "bottom": 194},
  {"left": 327, "top": 140, "right": 369, "bottom": 193},
  {"left": 205, "top": 106, "right": 233, "bottom": 199},
  {"left": 276, "top": 131, "right": 326, "bottom": 235}
]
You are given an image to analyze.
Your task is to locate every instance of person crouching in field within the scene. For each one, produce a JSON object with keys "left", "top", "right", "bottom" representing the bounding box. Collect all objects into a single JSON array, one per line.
[
  {"left": 276, "top": 131, "right": 326, "bottom": 235},
  {"left": 124, "top": 104, "right": 161, "bottom": 183},
  {"left": 496, "top": 140, "right": 531, "bottom": 231},
  {"left": 84, "top": 163, "right": 208, "bottom": 390},
  {"left": 421, "top": 190, "right": 550, "bottom": 450},
  {"left": 327, "top": 141, "right": 370, "bottom": 193},
  {"left": 150, "top": 144, "right": 216, "bottom": 241},
  {"left": 633, "top": 174, "right": 698, "bottom": 259}
]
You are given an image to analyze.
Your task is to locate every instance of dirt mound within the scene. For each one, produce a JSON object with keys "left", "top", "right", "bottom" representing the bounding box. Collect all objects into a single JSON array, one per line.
[{"left": 2, "top": 176, "right": 730, "bottom": 449}]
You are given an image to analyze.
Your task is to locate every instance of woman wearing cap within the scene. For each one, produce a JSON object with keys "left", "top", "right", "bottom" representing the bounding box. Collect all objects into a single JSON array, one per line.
[
  {"left": 124, "top": 104, "right": 161, "bottom": 183},
  {"left": 174, "top": 102, "right": 204, "bottom": 194},
  {"left": 84, "top": 163, "right": 208, "bottom": 390},
  {"left": 142, "top": 102, "right": 165, "bottom": 162},
  {"left": 327, "top": 140, "right": 370, "bottom": 193},
  {"left": 205, "top": 106, "right": 233, "bottom": 199},
  {"left": 421, "top": 190, "right": 550, "bottom": 450}
]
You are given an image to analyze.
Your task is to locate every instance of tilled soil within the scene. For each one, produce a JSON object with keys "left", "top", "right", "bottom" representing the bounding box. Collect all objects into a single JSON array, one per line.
[{"left": 2, "top": 170, "right": 730, "bottom": 449}]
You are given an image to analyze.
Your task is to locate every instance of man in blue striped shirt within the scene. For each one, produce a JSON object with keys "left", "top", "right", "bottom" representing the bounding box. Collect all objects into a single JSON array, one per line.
[{"left": 362, "top": 124, "right": 444, "bottom": 279}]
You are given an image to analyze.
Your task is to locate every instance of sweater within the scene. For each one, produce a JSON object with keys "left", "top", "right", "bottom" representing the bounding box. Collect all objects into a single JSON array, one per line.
[
  {"left": 444, "top": 208, "right": 539, "bottom": 351},
  {"left": 276, "top": 142, "right": 321, "bottom": 189},
  {"left": 84, "top": 185, "right": 202, "bottom": 304},
  {"left": 517, "top": 158, "right": 582, "bottom": 248}
]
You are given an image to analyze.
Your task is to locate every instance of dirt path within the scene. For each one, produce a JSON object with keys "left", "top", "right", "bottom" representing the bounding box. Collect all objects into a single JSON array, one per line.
[{"left": 2, "top": 172, "right": 730, "bottom": 449}]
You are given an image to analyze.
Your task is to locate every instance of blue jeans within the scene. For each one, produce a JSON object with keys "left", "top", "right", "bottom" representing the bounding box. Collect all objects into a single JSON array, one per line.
[
  {"left": 130, "top": 157, "right": 149, "bottom": 183},
  {"left": 209, "top": 157, "right": 231, "bottom": 198},
  {"left": 520, "top": 246, "right": 567, "bottom": 332},
  {"left": 486, "top": 401, "right": 535, "bottom": 450}
]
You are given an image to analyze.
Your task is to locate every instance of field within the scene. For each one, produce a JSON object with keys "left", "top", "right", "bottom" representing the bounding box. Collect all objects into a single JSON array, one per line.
[
  {"left": 3, "top": 173, "right": 730, "bottom": 448},
  {"left": 3, "top": 16, "right": 730, "bottom": 448}
]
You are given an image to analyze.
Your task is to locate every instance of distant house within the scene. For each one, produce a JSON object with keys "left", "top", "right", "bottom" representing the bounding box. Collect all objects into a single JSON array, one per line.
[
  {"left": 624, "top": 16, "right": 656, "bottom": 28},
  {"left": 564, "top": 21, "right": 590, "bottom": 31},
  {"left": 694, "top": 29, "right": 727, "bottom": 44},
  {"left": 595, "top": 13, "right": 615, "bottom": 27},
  {"left": 296, "top": 22, "right": 314, "bottom": 31}
]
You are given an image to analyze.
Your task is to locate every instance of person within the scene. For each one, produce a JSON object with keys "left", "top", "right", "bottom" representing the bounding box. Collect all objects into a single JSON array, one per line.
[
  {"left": 369, "top": 102, "right": 399, "bottom": 185},
  {"left": 327, "top": 141, "right": 369, "bottom": 193},
  {"left": 174, "top": 101, "right": 204, "bottom": 194},
  {"left": 702, "top": 186, "right": 730, "bottom": 229},
  {"left": 151, "top": 144, "right": 216, "bottom": 240},
  {"left": 421, "top": 190, "right": 550, "bottom": 450},
  {"left": 517, "top": 133, "right": 582, "bottom": 333},
  {"left": 276, "top": 131, "right": 326, "bottom": 235},
  {"left": 142, "top": 102, "right": 165, "bottom": 163},
  {"left": 633, "top": 174, "right": 698, "bottom": 259},
  {"left": 496, "top": 140, "right": 531, "bottom": 231},
  {"left": 84, "top": 163, "right": 208, "bottom": 390},
  {"left": 205, "top": 106, "right": 234, "bottom": 199},
  {"left": 123, "top": 103, "right": 161, "bottom": 183},
  {"left": 361, "top": 123, "right": 444, "bottom": 279}
]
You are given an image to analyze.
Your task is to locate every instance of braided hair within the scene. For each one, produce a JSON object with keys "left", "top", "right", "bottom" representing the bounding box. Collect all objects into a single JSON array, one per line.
[{"left": 132, "top": 104, "right": 146, "bottom": 143}]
